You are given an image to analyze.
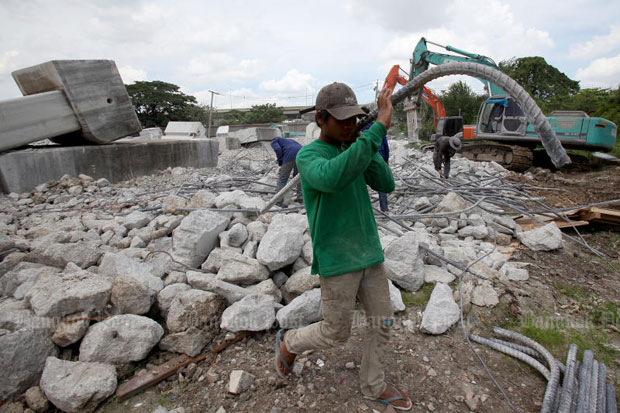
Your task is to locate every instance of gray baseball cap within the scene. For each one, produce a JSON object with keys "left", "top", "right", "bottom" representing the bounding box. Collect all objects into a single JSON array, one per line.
[{"left": 314, "top": 82, "right": 367, "bottom": 120}]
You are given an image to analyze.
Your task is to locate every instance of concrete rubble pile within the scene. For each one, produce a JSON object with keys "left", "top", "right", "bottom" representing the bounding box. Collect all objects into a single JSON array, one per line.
[{"left": 0, "top": 138, "right": 562, "bottom": 411}]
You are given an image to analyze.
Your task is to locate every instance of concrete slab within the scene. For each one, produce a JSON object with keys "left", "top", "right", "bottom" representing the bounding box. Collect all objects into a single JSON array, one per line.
[{"left": 0, "top": 139, "right": 218, "bottom": 193}]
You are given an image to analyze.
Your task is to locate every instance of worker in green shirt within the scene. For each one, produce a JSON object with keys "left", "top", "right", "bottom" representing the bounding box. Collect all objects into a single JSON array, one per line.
[{"left": 274, "top": 82, "right": 412, "bottom": 411}]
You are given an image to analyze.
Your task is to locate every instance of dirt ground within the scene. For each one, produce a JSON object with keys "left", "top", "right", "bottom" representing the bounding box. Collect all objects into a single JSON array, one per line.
[{"left": 93, "top": 161, "right": 620, "bottom": 413}]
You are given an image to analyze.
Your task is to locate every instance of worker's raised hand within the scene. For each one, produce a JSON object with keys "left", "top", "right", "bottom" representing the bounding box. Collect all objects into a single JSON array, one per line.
[{"left": 376, "top": 87, "right": 393, "bottom": 130}]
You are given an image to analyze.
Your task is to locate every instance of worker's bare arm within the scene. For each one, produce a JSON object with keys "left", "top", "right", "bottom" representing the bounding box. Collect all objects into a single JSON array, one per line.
[{"left": 376, "top": 87, "right": 393, "bottom": 130}]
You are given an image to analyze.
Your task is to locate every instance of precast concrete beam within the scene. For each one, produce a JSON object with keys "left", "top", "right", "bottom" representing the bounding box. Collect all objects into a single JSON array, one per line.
[
  {"left": 0, "top": 139, "right": 218, "bottom": 193},
  {"left": 0, "top": 60, "right": 141, "bottom": 152}
]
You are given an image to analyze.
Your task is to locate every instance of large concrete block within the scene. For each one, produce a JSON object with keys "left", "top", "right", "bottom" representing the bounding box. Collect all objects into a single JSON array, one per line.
[
  {"left": 0, "top": 139, "right": 218, "bottom": 193},
  {"left": 11, "top": 60, "right": 141, "bottom": 145}
]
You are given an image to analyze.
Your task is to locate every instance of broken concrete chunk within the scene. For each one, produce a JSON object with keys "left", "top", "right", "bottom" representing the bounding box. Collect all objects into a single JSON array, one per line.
[
  {"left": 216, "top": 251, "right": 270, "bottom": 285},
  {"left": 245, "top": 279, "right": 282, "bottom": 303},
  {"left": 157, "top": 283, "right": 192, "bottom": 317},
  {"left": 52, "top": 312, "right": 90, "bottom": 347},
  {"left": 434, "top": 192, "right": 470, "bottom": 214},
  {"left": 162, "top": 195, "right": 188, "bottom": 214},
  {"left": 420, "top": 283, "right": 459, "bottom": 335},
  {"left": 517, "top": 222, "right": 563, "bottom": 251},
  {"left": 40, "top": 357, "right": 117, "bottom": 413},
  {"left": 159, "top": 327, "right": 209, "bottom": 357},
  {"left": 384, "top": 232, "right": 425, "bottom": 291},
  {"left": 424, "top": 264, "right": 456, "bottom": 284},
  {"left": 99, "top": 252, "right": 163, "bottom": 297},
  {"left": 228, "top": 369, "right": 255, "bottom": 394},
  {"left": 25, "top": 386, "right": 49, "bottom": 413},
  {"left": 111, "top": 275, "right": 152, "bottom": 315},
  {"left": 0, "top": 328, "right": 58, "bottom": 399},
  {"left": 166, "top": 289, "right": 226, "bottom": 333},
  {"left": 26, "top": 271, "right": 112, "bottom": 318},
  {"left": 500, "top": 262, "right": 530, "bottom": 281},
  {"left": 172, "top": 210, "right": 230, "bottom": 267},
  {"left": 214, "top": 190, "right": 266, "bottom": 210},
  {"left": 220, "top": 294, "right": 276, "bottom": 332},
  {"left": 187, "top": 270, "right": 249, "bottom": 304},
  {"left": 123, "top": 210, "right": 151, "bottom": 230},
  {"left": 276, "top": 288, "right": 322, "bottom": 329},
  {"left": 29, "top": 241, "right": 102, "bottom": 269},
  {"left": 471, "top": 280, "right": 499, "bottom": 307},
  {"left": 256, "top": 215, "right": 306, "bottom": 272},
  {"left": 79, "top": 314, "right": 164, "bottom": 363},
  {"left": 188, "top": 189, "right": 217, "bottom": 209},
  {"left": 281, "top": 266, "right": 319, "bottom": 303},
  {"left": 246, "top": 221, "right": 266, "bottom": 242},
  {"left": 388, "top": 280, "right": 405, "bottom": 312},
  {"left": 227, "top": 223, "right": 248, "bottom": 247}
]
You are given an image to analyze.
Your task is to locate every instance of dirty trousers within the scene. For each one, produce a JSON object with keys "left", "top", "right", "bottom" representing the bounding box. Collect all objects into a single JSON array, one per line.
[{"left": 284, "top": 263, "right": 393, "bottom": 398}]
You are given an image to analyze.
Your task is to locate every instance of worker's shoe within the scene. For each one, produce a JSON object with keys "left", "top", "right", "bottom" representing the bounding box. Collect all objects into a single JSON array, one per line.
[
  {"left": 274, "top": 329, "right": 296, "bottom": 377},
  {"left": 365, "top": 384, "right": 412, "bottom": 411}
]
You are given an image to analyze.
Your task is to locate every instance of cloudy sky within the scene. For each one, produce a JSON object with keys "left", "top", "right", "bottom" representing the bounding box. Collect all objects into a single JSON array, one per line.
[{"left": 1, "top": 0, "right": 619, "bottom": 109}]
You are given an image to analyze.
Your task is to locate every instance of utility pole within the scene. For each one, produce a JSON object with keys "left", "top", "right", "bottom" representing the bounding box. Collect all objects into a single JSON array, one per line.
[{"left": 208, "top": 90, "right": 221, "bottom": 138}]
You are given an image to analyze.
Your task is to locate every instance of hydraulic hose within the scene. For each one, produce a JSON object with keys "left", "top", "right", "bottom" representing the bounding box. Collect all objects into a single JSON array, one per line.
[{"left": 354, "top": 62, "right": 571, "bottom": 168}]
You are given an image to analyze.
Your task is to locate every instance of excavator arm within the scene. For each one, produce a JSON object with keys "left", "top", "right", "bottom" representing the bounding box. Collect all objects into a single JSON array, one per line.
[
  {"left": 411, "top": 37, "right": 506, "bottom": 96},
  {"left": 383, "top": 64, "right": 446, "bottom": 128}
]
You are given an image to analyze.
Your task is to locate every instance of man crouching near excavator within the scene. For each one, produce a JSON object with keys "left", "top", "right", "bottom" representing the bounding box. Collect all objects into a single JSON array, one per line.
[{"left": 274, "top": 82, "right": 412, "bottom": 411}]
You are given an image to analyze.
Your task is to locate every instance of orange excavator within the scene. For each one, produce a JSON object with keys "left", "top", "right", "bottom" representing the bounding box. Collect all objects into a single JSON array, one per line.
[{"left": 382, "top": 64, "right": 446, "bottom": 130}]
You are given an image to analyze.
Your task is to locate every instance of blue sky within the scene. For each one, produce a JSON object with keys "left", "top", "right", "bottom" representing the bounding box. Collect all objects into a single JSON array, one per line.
[{"left": 1, "top": 0, "right": 618, "bottom": 109}]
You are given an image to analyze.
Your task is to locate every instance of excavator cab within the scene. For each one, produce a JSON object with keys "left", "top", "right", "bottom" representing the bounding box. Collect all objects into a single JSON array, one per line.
[{"left": 478, "top": 96, "right": 527, "bottom": 135}]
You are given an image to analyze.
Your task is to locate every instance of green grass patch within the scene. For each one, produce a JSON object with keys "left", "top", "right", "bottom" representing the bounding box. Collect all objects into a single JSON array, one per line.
[
  {"left": 515, "top": 312, "right": 620, "bottom": 367},
  {"left": 401, "top": 282, "right": 435, "bottom": 308},
  {"left": 554, "top": 282, "right": 589, "bottom": 300}
]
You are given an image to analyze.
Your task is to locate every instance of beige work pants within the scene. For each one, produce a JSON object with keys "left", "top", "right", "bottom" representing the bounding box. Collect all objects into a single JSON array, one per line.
[{"left": 285, "top": 263, "right": 393, "bottom": 398}]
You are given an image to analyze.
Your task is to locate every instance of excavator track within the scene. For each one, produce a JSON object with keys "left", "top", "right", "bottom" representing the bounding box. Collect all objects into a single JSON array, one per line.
[{"left": 460, "top": 143, "right": 534, "bottom": 171}]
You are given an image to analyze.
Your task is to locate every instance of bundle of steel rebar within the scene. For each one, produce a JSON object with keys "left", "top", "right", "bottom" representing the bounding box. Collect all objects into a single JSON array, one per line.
[{"left": 470, "top": 327, "right": 617, "bottom": 413}]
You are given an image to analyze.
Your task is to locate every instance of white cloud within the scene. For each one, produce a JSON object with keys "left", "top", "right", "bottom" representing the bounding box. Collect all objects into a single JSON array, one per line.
[
  {"left": 118, "top": 66, "right": 147, "bottom": 84},
  {"left": 575, "top": 54, "right": 620, "bottom": 88},
  {"left": 570, "top": 25, "right": 620, "bottom": 60},
  {"left": 259, "top": 69, "right": 317, "bottom": 94}
]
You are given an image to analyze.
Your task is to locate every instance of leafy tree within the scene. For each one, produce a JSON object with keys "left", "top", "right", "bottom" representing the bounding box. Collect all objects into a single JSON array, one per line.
[
  {"left": 243, "top": 103, "right": 285, "bottom": 124},
  {"left": 439, "top": 81, "right": 485, "bottom": 124},
  {"left": 126, "top": 81, "right": 203, "bottom": 128},
  {"left": 215, "top": 109, "right": 246, "bottom": 126},
  {"left": 499, "top": 57, "right": 580, "bottom": 111}
]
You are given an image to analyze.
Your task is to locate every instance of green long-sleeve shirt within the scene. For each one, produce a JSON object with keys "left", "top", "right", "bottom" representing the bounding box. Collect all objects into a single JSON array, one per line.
[{"left": 296, "top": 122, "right": 395, "bottom": 277}]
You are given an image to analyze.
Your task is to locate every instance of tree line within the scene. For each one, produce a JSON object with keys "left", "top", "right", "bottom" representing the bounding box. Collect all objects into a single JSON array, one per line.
[{"left": 125, "top": 81, "right": 285, "bottom": 129}]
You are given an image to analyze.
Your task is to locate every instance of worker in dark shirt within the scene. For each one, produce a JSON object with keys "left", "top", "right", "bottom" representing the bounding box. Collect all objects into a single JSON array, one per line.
[
  {"left": 433, "top": 135, "right": 461, "bottom": 179},
  {"left": 270, "top": 137, "right": 303, "bottom": 206}
]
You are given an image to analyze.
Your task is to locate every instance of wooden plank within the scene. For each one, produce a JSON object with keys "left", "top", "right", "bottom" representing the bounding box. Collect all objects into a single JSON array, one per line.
[
  {"left": 0, "top": 91, "right": 80, "bottom": 151},
  {"left": 115, "top": 354, "right": 202, "bottom": 401},
  {"left": 115, "top": 331, "right": 252, "bottom": 401}
]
